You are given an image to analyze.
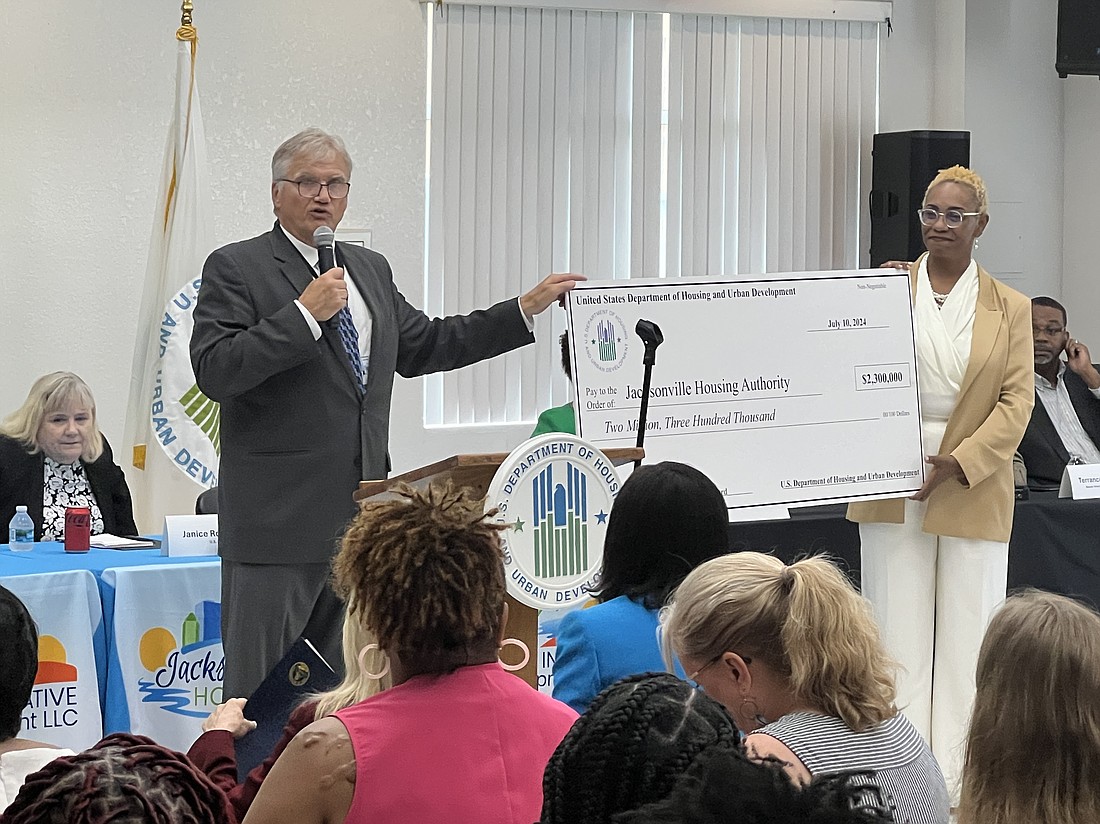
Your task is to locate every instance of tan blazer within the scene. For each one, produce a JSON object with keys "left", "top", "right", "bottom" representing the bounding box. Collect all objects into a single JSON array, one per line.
[{"left": 847, "top": 257, "right": 1033, "bottom": 542}]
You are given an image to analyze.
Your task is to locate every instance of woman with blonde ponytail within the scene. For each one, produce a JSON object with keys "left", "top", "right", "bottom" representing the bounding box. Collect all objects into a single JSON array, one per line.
[{"left": 662, "top": 552, "right": 948, "bottom": 824}]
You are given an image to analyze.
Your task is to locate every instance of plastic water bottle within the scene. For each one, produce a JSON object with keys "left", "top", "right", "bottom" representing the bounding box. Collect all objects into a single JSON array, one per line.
[{"left": 8, "top": 506, "right": 35, "bottom": 552}]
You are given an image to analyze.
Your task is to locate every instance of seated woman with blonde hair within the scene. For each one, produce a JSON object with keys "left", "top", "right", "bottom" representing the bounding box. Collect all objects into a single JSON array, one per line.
[
  {"left": 958, "top": 590, "right": 1100, "bottom": 824},
  {"left": 241, "top": 484, "right": 578, "bottom": 824},
  {"left": 662, "top": 552, "right": 948, "bottom": 824},
  {"left": 0, "top": 372, "right": 136, "bottom": 540}
]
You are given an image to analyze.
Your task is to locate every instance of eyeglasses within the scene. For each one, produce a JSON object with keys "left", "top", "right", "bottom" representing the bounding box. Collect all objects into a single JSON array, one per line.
[
  {"left": 917, "top": 207, "right": 981, "bottom": 228},
  {"left": 1032, "top": 325, "right": 1066, "bottom": 338},
  {"left": 686, "top": 652, "right": 752, "bottom": 690},
  {"left": 278, "top": 179, "right": 351, "bottom": 199}
]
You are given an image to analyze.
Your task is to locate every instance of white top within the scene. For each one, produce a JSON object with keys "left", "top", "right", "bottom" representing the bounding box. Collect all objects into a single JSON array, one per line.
[
  {"left": 1, "top": 746, "right": 74, "bottom": 812},
  {"left": 282, "top": 225, "right": 374, "bottom": 381},
  {"left": 914, "top": 256, "right": 978, "bottom": 423},
  {"left": 1035, "top": 362, "right": 1100, "bottom": 464}
]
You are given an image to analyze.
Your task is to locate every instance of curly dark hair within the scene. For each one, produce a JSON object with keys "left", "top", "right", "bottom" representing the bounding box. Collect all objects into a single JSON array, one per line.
[
  {"left": 2, "top": 733, "right": 232, "bottom": 824},
  {"left": 540, "top": 673, "right": 740, "bottom": 824},
  {"left": 612, "top": 745, "right": 896, "bottom": 824},
  {"left": 0, "top": 584, "right": 38, "bottom": 741},
  {"left": 332, "top": 483, "right": 508, "bottom": 673}
]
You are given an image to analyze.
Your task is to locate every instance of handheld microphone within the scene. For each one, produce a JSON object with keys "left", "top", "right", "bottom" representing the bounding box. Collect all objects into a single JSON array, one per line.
[{"left": 313, "top": 226, "right": 336, "bottom": 273}]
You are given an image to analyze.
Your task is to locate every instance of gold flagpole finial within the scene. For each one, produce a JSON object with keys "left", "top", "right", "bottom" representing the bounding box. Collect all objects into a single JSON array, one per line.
[{"left": 178, "top": 1, "right": 197, "bottom": 41}]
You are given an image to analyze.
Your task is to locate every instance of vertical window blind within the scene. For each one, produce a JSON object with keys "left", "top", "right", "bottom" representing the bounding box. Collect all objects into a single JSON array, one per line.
[{"left": 425, "top": 5, "right": 880, "bottom": 426}]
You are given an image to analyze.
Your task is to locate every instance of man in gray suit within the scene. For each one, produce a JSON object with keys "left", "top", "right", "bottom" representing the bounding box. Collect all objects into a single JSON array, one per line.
[{"left": 191, "top": 128, "right": 580, "bottom": 696}]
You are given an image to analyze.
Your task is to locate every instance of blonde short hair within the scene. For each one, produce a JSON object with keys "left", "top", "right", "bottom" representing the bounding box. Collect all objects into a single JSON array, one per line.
[
  {"left": 959, "top": 590, "right": 1100, "bottom": 824},
  {"left": 924, "top": 165, "right": 989, "bottom": 214},
  {"left": 661, "top": 552, "right": 897, "bottom": 732},
  {"left": 0, "top": 372, "right": 104, "bottom": 462}
]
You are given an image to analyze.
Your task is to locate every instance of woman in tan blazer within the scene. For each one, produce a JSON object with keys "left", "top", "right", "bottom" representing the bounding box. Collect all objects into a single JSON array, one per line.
[{"left": 847, "top": 166, "right": 1033, "bottom": 795}]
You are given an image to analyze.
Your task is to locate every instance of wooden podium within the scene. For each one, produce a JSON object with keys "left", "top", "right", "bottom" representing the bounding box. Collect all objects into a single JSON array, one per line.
[{"left": 355, "top": 447, "right": 643, "bottom": 687}]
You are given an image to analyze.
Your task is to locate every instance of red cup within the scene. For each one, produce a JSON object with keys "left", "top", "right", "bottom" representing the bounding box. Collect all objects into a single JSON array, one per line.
[{"left": 64, "top": 507, "right": 91, "bottom": 552}]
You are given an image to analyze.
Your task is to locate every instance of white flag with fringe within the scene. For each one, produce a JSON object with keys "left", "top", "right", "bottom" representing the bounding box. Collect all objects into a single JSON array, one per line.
[{"left": 123, "top": 25, "right": 218, "bottom": 531}]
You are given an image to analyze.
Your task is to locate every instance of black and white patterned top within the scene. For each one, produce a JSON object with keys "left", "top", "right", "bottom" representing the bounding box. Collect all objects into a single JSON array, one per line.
[
  {"left": 754, "top": 711, "right": 949, "bottom": 824},
  {"left": 41, "top": 457, "right": 105, "bottom": 540}
]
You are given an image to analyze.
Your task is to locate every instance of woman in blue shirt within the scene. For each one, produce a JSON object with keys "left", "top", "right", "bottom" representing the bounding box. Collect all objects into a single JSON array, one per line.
[{"left": 551, "top": 462, "right": 730, "bottom": 713}]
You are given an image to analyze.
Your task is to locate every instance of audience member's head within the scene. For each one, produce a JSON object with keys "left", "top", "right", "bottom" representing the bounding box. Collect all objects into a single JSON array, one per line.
[
  {"left": 662, "top": 553, "right": 896, "bottom": 734},
  {"left": 3, "top": 733, "right": 232, "bottom": 823},
  {"left": 310, "top": 598, "right": 392, "bottom": 719},
  {"left": 958, "top": 589, "right": 1100, "bottom": 824},
  {"left": 540, "top": 673, "right": 739, "bottom": 824},
  {"left": 612, "top": 745, "right": 895, "bottom": 824},
  {"left": 332, "top": 483, "right": 508, "bottom": 681},
  {"left": 595, "top": 462, "right": 730, "bottom": 610},
  {"left": 0, "top": 585, "right": 37, "bottom": 743},
  {"left": 0, "top": 372, "right": 104, "bottom": 464}
]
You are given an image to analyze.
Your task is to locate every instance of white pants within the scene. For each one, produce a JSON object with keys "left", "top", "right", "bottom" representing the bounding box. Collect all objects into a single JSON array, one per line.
[{"left": 860, "top": 501, "right": 1007, "bottom": 798}]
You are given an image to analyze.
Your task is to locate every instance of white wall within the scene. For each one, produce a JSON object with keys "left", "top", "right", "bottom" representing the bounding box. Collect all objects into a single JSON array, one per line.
[
  {"left": 878, "top": 0, "right": 1066, "bottom": 300},
  {"left": 1063, "top": 77, "right": 1100, "bottom": 345},
  {"left": 0, "top": 0, "right": 425, "bottom": 450}
]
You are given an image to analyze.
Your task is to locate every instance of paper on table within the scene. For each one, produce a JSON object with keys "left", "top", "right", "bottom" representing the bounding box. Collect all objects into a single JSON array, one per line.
[{"left": 90, "top": 533, "right": 159, "bottom": 549}]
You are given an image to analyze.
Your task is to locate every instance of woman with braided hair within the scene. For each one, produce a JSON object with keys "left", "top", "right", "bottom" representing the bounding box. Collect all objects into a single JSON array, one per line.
[
  {"left": 540, "top": 672, "right": 740, "bottom": 824},
  {"left": 242, "top": 483, "right": 578, "bottom": 824},
  {"left": 2, "top": 732, "right": 233, "bottom": 823},
  {"left": 614, "top": 744, "right": 897, "bottom": 824},
  {"left": 662, "top": 552, "right": 948, "bottom": 824}
]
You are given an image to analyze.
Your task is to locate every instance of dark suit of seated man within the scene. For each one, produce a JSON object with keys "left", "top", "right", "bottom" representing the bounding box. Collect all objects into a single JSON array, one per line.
[{"left": 1017, "top": 296, "right": 1100, "bottom": 488}]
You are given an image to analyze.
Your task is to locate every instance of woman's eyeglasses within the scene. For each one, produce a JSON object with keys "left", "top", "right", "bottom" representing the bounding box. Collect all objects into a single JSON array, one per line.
[
  {"left": 686, "top": 652, "right": 752, "bottom": 690},
  {"left": 917, "top": 207, "right": 981, "bottom": 228}
]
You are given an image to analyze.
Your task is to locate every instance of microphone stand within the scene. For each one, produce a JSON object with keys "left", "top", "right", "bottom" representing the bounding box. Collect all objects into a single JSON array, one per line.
[{"left": 634, "top": 319, "right": 664, "bottom": 469}]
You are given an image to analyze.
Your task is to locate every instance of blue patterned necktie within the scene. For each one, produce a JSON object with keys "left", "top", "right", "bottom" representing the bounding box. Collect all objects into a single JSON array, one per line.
[{"left": 318, "top": 260, "right": 366, "bottom": 394}]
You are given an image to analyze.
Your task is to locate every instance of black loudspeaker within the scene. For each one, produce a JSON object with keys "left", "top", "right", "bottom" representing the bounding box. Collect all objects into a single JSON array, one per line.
[
  {"left": 1057, "top": 0, "right": 1100, "bottom": 78},
  {"left": 868, "top": 130, "right": 970, "bottom": 266}
]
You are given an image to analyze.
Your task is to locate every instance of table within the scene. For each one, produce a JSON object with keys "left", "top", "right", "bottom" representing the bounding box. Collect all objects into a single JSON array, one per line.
[
  {"left": 0, "top": 542, "right": 221, "bottom": 753},
  {"left": 731, "top": 493, "right": 1100, "bottom": 608}
]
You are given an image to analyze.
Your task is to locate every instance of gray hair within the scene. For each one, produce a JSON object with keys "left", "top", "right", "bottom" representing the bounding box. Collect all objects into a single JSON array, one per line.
[{"left": 271, "top": 128, "right": 353, "bottom": 181}]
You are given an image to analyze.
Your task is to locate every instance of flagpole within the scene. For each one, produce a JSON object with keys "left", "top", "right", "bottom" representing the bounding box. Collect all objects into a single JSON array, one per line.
[
  {"left": 123, "top": 0, "right": 217, "bottom": 529},
  {"left": 179, "top": 1, "right": 194, "bottom": 31}
]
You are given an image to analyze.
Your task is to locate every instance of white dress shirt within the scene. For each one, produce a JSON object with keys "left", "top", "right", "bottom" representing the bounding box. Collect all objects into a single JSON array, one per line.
[
  {"left": 282, "top": 226, "right": 373, "bottom": 381},
  {"left": 1035, "top": 361, "right": 1100, "bottom": 465}
]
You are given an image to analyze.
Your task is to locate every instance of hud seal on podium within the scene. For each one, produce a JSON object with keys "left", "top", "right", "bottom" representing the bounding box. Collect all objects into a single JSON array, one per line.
[{"left": 486, "top": 433, "right": 622, "bottom": 610}]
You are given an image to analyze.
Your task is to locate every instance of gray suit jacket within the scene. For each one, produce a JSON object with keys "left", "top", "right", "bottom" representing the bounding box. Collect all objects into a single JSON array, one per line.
[{"left": 190, "top": 223, "right": 533, "bottom": 565}]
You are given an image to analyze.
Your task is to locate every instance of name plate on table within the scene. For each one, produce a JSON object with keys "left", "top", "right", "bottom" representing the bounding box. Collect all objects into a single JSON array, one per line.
[
  {"left": 1059, "top": 464, "right": 1100, "bottom": 499},
  {"left": 161, "top": 515, "right": 219, "bottom": 557},
  {"left": 565, "top": 270, "right": 924, "bottom": 514}
]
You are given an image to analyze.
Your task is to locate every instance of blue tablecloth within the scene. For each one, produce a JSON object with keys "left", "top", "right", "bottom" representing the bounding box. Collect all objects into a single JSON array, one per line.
[{"left": 1, "top": 542, "right": 221, "bottom": 752}]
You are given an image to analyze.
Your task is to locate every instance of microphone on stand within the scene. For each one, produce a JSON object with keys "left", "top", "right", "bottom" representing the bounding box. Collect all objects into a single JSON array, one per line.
[
  {"left": 313, "top": 225, "right": 336, "bottom": 273},
  {"left": 633, "top": 319, "right": 664, "bottom": 469}
]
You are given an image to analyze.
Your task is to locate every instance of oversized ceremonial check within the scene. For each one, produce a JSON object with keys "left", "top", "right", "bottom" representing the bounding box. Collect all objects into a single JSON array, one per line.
[{"left": 565, "top": 270, "right": 925, "bottom": 511}]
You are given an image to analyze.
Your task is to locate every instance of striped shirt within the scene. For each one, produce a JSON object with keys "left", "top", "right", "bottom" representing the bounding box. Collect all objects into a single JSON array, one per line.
[{"left": 754, "top": 712, "right": 949, "bottom": 824}]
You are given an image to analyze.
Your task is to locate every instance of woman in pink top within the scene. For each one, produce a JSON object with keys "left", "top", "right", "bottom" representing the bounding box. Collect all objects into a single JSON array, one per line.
[{"left": 242, "top": 484, "right": 578, "bottom": 824}]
